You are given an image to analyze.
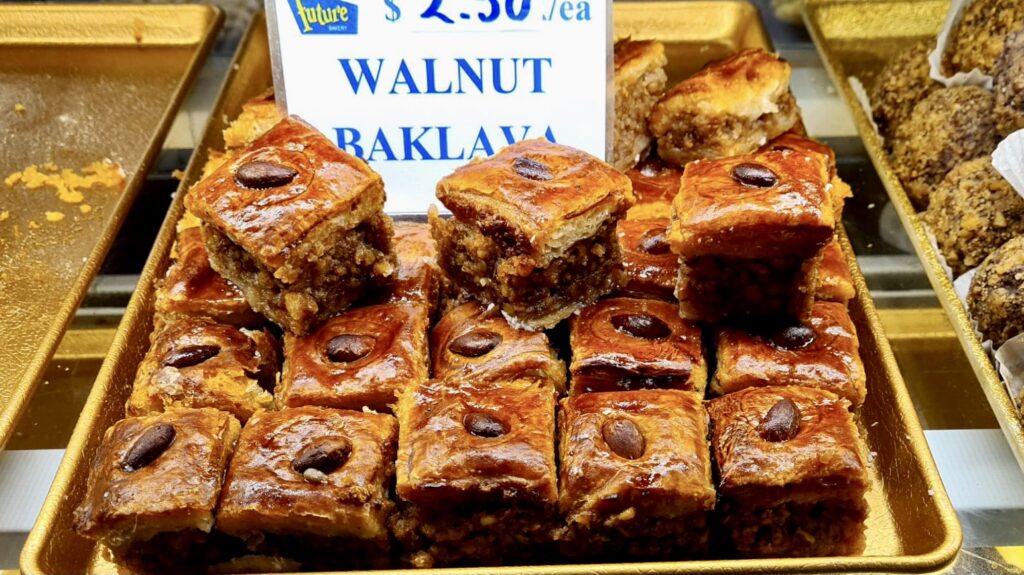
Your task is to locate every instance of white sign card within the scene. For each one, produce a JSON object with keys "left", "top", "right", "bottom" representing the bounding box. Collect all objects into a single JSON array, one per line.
[{"left": 265, "top": 0, "right": 611, "bottom": 213}]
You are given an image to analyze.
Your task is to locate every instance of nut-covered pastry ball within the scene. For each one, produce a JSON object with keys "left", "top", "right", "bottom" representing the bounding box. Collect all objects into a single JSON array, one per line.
[
  {"left": 924, "top": 158, "right": 1024, "bottom": 276},
  {"left": 995, "top": 30, "right": 1024, "bottom": 137},
  {"left": 943, "top": 0, "right": 1024, "bottom": 76},
  {"left": 870, "top": 40, "right": 939, "bottom": 143},
  {"left": 892, "top": 86, "right": 998, "bottom": 210},
  {"left": 968, "top": 236, "right": 1024, "bottom": 347}
]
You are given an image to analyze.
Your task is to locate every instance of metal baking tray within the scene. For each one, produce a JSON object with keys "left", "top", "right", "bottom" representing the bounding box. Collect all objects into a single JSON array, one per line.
[
  {"left": 23, "top": 5, "right": 961, "bottom": 574},
  {"left": 803, "top": 0, "right": 1024, "bottom": 473},
  {"left": 0, "top": 4, "right": 223, "bottom": 450}
]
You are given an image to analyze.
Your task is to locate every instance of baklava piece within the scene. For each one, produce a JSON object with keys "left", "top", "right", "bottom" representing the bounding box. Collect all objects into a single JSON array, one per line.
[
  {"left": 431, "top": 138, "right": 634, "bottom": 330},
  {"left": 624, "top": 156, "right": 680, "bottom": 220},
  {"left": 216, "top": 406, "right": 397, "bottom": 570},
  {"left": 126, "top": 317, "right": 279, "bottom": 423},
  {"left": 815, "top": 239, "right": 856, "bottom": 304},
  {"left": 648, "top": 48, "right": 800, "bottom": 166},
  {"left": 154, "top": 227, "right": 264, "bottom": 329},
  {"left": 760, "top": 131, "right": 852, "bottom": 218},
  {"left": 73, "top": 408, "right": 241, "bottom": 571},
  {"left": 968, "top": 236, "right": 1024, "bottom": 347},
  {"left": 223, "top": 89, "right": 283, "bottom": 150},
  {"left": 616, "top": 218, "right": 678, "bottom": 300},
  {"left": 278, "top": 302, "right": 429, "bottom": 412},
  {"left": 569, "top": 297, "right": 706, "bottom": 394},
  {"left": 923, "top": 158, "right": 1024, "bottom": 276},
  {"left": 712, "top": 301, "right": 866, "bottom": 406},
  {"left": 372, "top": 221, "right": 444, "bottom": 316},
  {"left": 869, "top": 40, "right": 938, "bottom": 143},
  {"left": 995, "top": 30, "right": 1024, "bottom": 137},
  {"left": 942, "top": 0, "right": 1024, "bottom": 76},
  {"left": 668, "top": 150, "right": 835, "bottom": 321},
  {"left": 185, "top": 116, "right": 395, "bottom": 334},
  {"left": 392, "top": 377, "right": 558, "bottom": 567},
  {"left": 707, "top": 386, "right": 869, "bottom": 557},
  {"left": 892, "top": 86, "right": 998, "bottom": 210},
  {"left": 613, "top": 39, "right": 668, "bottom": 171},
  {"left": 431, "top": 300, "right": 565, "bottom": 391},
  {"left": 557, "top": 389, "right": 715, "bottom": 559}
]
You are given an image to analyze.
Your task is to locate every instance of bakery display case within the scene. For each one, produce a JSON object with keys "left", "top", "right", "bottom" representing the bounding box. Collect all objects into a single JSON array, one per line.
[{"left": 2, "top": 0, "right": 1024, "bottom": 574}]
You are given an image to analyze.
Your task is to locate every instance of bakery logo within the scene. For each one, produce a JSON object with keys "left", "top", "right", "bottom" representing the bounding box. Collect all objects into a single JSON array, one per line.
[{"left": 288, "top": 0, "right": 358, "bottom": 34}]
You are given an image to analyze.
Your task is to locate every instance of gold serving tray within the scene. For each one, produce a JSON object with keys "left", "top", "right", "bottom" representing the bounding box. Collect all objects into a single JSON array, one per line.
[
  {"left": 23, "top": 5, "right": 960, "bottom": 574},
  {"left": 803, "top": 0, "right": 1024, "bottom": 473},
  {"left": 0, "top": 5, "right": 223, "bottom": 449}
]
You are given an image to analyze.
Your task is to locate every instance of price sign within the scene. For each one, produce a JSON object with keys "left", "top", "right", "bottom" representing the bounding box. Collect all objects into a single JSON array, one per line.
[{"left": 265, "top": 0, "right": 610, "bottom": 213}]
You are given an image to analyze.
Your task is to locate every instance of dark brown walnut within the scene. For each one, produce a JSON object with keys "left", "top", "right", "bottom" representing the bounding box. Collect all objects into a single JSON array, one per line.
[
  {"left": 769, "top": 325, "right": 816, "bottom": 350},
  {"left": 602, "top": 418, "right": 645, "bottom": 459},
  {"left": 463, "top": 411, "right": 508, "bottom": 438},
  {"left": 163, "top": 344, "right": 220, "bottom": 368},
  {"left": 639, "top": 228, "right": 671, "bottom": 254},
  {"left": 448, "top": 330, "right": 502, "bottom": 357},
  {"left": 292, "top": 438, "right": 351, "bottom": 475},
  {"left": 759, "top": 398, "right": 801, "bottom": 442},
  {"left": 325, "top": 334, "right": 376, "bottom": 363},
  {"left": 611, "top": 313, "right": 671, "bottom": 340},
  {"left": 730, "top": 162, "right": 779, "bottom": 188},
  {"left": 122, "top": 423, "right": 176, "bottom": 472},
  {"left": 234, "top": 161, "right": 299, "bottom": 189},
  {"left": 512, "top": 156, "right": 553, "bottom": 181}
]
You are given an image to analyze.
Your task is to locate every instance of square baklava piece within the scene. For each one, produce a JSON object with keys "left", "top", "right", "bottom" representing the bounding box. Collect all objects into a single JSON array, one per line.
[
  {"left": 431, "top": 300, "right": 565, "bottom": 391},
  {"left": 216, "top": 406, "right": 397, "bottom": 569},
  {"left": 126, "top": 317, "right": 279, "bottom": 423},
  {"left": 815, "top": 239, "right": 855, "bottom": 304},
  {"left": 73, "top": 408, "right": 241, "bottom": 571},
  {"left": 624, "top": 156, "right": 680, "bottom": 220},
  {"left": 612, "top": 39, "right": 667, "bottom": 171},
  {"left": 557, "top": 389, "right": 715, "bottom": 559},
  {"left": 569, "top": 297, "right": 706, "bottom": 394},
  {"left": 277, "top": 302, "right": 429, "bottom": 412},
  {"left": 707, "top": 386, "right": 869, "bottom": 557},
  {"left": 185, "top": 115, "right": 395, "bottom": 334},
  {"left": 392, "top": 377, "right": 558, "bottom": 567},
  {"left": 616, "top": 218, "right": 678, "bottom": 300},
  {"left": 760, "top": 131, "right": 852, "bottom": 218},
  {"left": 154, "top": 226, "right": 264, "bottom": 329},
  {"left": 668, "top": 149, "right": 835, "bottom": 321},
  {"left": 648, "top": 48, "right": 800, "bottom": 166},
  {"left": 712, "top": 301, "right": 866, "bottom": 406},
  {"left": 431, "top": 138, "right": 635, "bottom": 330}
]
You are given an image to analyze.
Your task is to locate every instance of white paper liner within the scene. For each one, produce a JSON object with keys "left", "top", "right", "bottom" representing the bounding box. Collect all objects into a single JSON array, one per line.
[
  {"left": 927, "top": 0, "right": 994, "bottom": 89},
  {"left": 993, "top": 129, "right": 1024, "bottom": 199},
  {"left": 848, "top": 76, "right": 883, "bottom": 141},
  {"left": 997, "top": 335, "right": 1024, "bottom": 409}
]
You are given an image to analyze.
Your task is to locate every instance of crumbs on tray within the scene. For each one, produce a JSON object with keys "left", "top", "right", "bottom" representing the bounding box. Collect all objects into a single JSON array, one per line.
[{"left": 2, "top": 159, "right": 124, "bottom": 227}]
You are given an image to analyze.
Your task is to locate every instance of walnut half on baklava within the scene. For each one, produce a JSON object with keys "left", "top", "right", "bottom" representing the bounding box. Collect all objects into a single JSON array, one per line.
[
  {"left": 431, "top": 138, "right": 635, "bottom": 330},
  {"left": 185, "top": 115, "right": 395, "bottom": 335}
]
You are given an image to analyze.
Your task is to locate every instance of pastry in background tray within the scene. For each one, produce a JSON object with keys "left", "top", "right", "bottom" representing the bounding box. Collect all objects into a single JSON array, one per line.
[
  {"left": 712, "top": 301, "right": 866, "bottom": 406},
  {"left": 815, "top": 239, "right": 856, "bottom": 304},
  {"left": 616, "top": 218, "right": 678, "bottom": 300},
  {"left": 942, "top": 0, "right": 1024, "bottom": 77},
  {"left": 668, "top": 149, "right": 834, "bottom": 321},
  {"left": 968, "top": 236, "right": 1024, "bottom": 347},
  {"left": 222, "top": 89, "right": 282, "bottom": 150},
  {"left": 707, "top": 386, "right": 868, "bottom": 558},
  {"left": 869, "top": 40, "right": 938, "bottom": 144},
  {"left": 995, "top": 30, "right": 1024, "bottom": 137},
  {"left": 368, "top": 221, "right": 445, "bottom": 316},
  {"left": 126, "top": 317, "right": 279, "bottom": 423},
  {"left": 923, "top": 157, "right": 1024, "bottom": 276},
  {"left": 612, "top": 39, "right": 667, "bottom": 171},
  {"left": 73, "top": 408, "right": 241, "bottom": 571},
  {"left": 278, "top": 302, "right": 429, "bottom": 413},
  {"left": 569, "top": 297, "right": 706, "bottom": 394},
  {"left": 431, "top": 300, "right": 565, "bottom": 392},
  {"left": 648, "top": 48, "right": 800, "bottom": 166},
  {"left": 624, "top": 156, "right": 679, "bottom": 220},
  {"left": 392, "top": 377, "right": 558, "bottom": 567},
  {"left": 431, "top": 138, "right": 634, "bottom": 330},
  {"left": 891, "top": 86, "right": 998, "bottom": 210},
  {"left": 154, "top": 227, "right": 264, "bottom": 329},
  {"left": 216, "top": 406, "right": 397, "bottom": 570},
  {"left": 185, "top": 116, "right": 395, "bottom": 335},
  {"left": 556, "top": 389, "right": 715, "bottom": 559}
]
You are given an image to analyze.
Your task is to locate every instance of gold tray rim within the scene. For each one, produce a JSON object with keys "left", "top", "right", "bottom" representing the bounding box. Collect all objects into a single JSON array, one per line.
[
  {"left": 0, "top": 4, "right": 225, "bottom": 450},
  {"left": 803, "top": 0, "right": 1024, "bottom": 475},
  {"left": 23, "top": 4, "right": 961, "bottom": 573}
]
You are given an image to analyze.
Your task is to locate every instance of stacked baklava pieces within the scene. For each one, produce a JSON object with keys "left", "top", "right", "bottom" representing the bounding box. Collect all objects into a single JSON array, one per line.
[{"left": 74, "top": 45, "right": 872, "bottom": 573}]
